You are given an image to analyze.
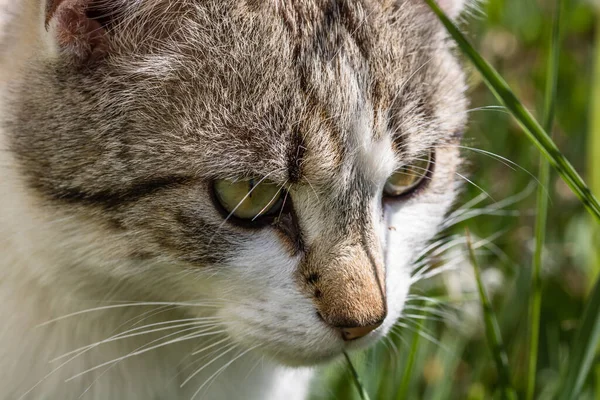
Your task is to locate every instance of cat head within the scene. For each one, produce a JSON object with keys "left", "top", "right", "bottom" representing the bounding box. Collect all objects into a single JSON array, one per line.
[{"left": 6, "top": 0, "right": 467, "bottom": 365}]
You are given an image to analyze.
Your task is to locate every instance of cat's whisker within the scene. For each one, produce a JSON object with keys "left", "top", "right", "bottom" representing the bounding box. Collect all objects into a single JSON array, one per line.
[
  {"left": 454, "top": 171, "right": 494, "bottom": 201},
  {"left": 165, "top": 337, "right": 227, "bottom": 386},
  {"left": 181, "top": 342, "right": 239, "bottom": 388},
  {"left": 392, "top": 321, "right": 445, "bottom": 350},
  {"left": 410, "top": 233, "right": 503, "bottom": 284},
  {"left": 455, "top": 145, "right": 542, "bottom": 187},
  {"left": 190, "top": 337, "right": 232, "bottom": 359},
  {"left": 75, "top": 324, "right": 222, "bottom": 398},
  {"left": 381, "top": 335, "right": 400, "bottom": 360},
  {"left": 386, "top": 326, "right": 410, "bottom": 348},
  {"left": 17, "top": 324, "right": 220, "bottom": 400},
  {"left": 412, "top": 233, "right": 464, "bottom": 261},
  {"left": 65, "top": 328, "right": 227, "bottom": 383},
  {"left": 190, "top": 344, "right": 261, "bottom": 400},
  {"left": 119, "top": 305, "right": 176, "bottom": 330},
  {"left": 76, "top": 325, "right": 226, "bottom": 398},
  {"left": 242, "top": 351, "right": 267, "bottom": 382},
  {"left": 51, "top": 318, "right": 222, "bottom": 363},
  {"left": 400, "top": 313, "right": 449, "bottom": 324},
  {"left": 404, "top": 294, "right": 450, "bottom": 307},
  {"left": 252, "top": 179, "right": 289, "bottom": 222},
  {"left": 444, "top": 182, "right": 535, "bottom": 228},
  {"left": 402, "top": 305, "right": 458, "bottom": 322},
  {"left": 194, "top": 348, "right": 249, "bottom": 397},
  {"left": 411, "top": 262, "right": 461, "bottom": 284},
  {"left": 443, "top": 209, "right": 525, "bottom": 229},
  {"left": 410, "top": 235, "right": 466, "bottom": 277},
  {"left": 449, "top": 192, "right": 490, "bottom": 217},
  {"left": 276, "top": 186, "right": 291, "bottom": 221},
  {"left": 37, "top": 301, "right": 223, "bottom": 327},
  {"left": 53, "top": 324, "right": 222, "bottom": 385},
  {"left": 410, "top": 230, "right": 504, "bottom": 281},
  {"left": 411, "top": 238, "right": 489, "bottom": 281}
]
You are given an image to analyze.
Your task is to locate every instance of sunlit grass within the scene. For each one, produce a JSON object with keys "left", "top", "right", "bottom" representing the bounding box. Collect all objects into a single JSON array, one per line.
[{"left": 424, "top": 0, "right": 600, "bottom": 223}]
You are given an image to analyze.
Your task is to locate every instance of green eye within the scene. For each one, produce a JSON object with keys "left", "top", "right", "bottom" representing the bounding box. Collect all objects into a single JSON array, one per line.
[
  {"left": 213, "top": 179, "right": 284, "bottom": 220},
  {"left": 384, "top": 151, "right": 432, "bottom": 197}
]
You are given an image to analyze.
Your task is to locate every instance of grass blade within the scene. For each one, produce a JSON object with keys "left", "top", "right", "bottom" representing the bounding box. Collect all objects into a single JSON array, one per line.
[
  {"left": 395, "top": 305, "right": 428, "bottom": 399},
  {"left": 344, "top": 351, "right": 371, "bottom": 400},
  {"left": 557, "top": 278, "right": 600, "bottom": 400},
  {"left": 527, "top": 1, "right": 563, "bottom": 399},
  {"left": 588, "top": 2, "right": 600, "bottom": 287},
  {"left": 466, "top": 229, "right": 517, "bottom": 400},
  {"left": 424, "top": 0, "right": 600, "bottom": 224}
]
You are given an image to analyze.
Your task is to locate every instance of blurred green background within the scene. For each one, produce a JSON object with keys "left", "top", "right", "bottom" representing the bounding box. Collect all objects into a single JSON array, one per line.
[{"left": 310, "top": 0, "right": 600, "bottom": 398}]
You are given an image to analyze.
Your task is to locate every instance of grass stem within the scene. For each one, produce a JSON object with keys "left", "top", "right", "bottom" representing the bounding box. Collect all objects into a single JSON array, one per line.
[
  {"left": 466, "top": 229, "right": 517, "bottom": 400},
  {"left": 588, "top": 0, "right": 600, "bottom": 287},
  {"left": 344, "top": 351, "right": 371, "bottom": 400},
  {"left": 556, "top": 5, "right": 600, "bottom": 399},
  {"left": 527, "top": 1, "right": 563, "bottom": 399},
  {"left": 557, "top": 279, "right": 600, "bottom": 400},
  {"left": 395, "top": 306, "right": 427, "bottom": 399}
]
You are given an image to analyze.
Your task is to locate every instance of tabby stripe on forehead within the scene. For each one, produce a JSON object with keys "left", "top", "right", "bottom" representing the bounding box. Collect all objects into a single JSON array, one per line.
[{"left": 276, "top": 1, "right": 374, "bottom": 59}]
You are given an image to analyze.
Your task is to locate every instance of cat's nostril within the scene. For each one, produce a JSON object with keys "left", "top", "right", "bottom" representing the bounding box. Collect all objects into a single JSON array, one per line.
[
  {"left": 315, "top": 311, "right": 325, "bottom": 322},
  {"left": 339, "top": 321, "right": 383, "bottom": 341}
]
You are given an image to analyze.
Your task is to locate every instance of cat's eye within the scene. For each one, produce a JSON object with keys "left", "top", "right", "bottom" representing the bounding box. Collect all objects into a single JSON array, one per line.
[
  {"left": 213, "top": 179, "right": 284, "bottom": 220},
  {"left": 384, "top": 151, "right": 433, "bottom": 197}
]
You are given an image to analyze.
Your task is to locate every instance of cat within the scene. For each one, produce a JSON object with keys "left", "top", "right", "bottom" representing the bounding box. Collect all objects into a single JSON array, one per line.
[{"left": 0, "top": 0, "right": 468, "bottom": 399}]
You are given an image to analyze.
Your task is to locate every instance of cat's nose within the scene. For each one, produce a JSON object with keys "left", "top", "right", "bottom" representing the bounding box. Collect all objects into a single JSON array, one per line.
[
  {"left": 339, "top": 321, "right": 383, "bottom": 341},
  {"left": 303, "top": 239, "right": 387, "bottom": 341}
]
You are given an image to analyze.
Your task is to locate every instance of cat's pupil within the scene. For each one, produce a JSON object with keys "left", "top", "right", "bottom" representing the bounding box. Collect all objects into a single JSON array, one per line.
[{"left": 249, "top": 179, "right": 255, "bottom": 197}]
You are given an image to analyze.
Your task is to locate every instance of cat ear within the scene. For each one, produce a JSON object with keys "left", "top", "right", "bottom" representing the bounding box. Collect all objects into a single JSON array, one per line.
[{"left": 45, "top": 0, "right": 112, "bottom": 65}]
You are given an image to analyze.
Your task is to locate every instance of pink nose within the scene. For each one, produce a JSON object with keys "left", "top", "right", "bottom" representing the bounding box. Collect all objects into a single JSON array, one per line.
[{"left": 339, "top": 322, "right": 382, "bottom": 341}]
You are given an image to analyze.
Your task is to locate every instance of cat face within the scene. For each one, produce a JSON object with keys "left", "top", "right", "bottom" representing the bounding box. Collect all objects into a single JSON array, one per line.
[{"left": 7, "top": 0, "right": 467, "bottom": 365}]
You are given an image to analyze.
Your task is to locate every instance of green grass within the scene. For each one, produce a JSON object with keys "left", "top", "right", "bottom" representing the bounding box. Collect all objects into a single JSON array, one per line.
[
  {"left": 345, "top": 352, "right": 372, "bottom": 400},
  {"left": 588, "top": 3, "right": 600, "bottom": 287},
  {"left": 425, "top": 0, "right": 600, "bottom": 223},
  {"left": 431, "top": 2, "right": 600, "bottom": 399},
  {"left": 557, "top": 279, "right": 600, "bottom": 399},
  {"left": 527, "top": 1, "right": 562, "bottom": 398},
  {"left": 321, "top": 0, "right": 600, "bottom": 399},
  {"left": 466, "top": 229, "right": 517, "bottom": 400}
]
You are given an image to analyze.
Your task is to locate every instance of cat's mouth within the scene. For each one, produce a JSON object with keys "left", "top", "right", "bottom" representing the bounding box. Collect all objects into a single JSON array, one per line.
[
  {"left": 266, "top": 327, "right": 387, "bottom": 367},
  {"left": 224, "top": 313, "right": 390, "bottom": 367}
]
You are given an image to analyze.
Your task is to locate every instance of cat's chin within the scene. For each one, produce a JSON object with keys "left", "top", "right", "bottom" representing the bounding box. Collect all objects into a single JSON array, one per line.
[
  {"left": 268, "top": 350, "right": 343, "bottom": 367},
  {"left": 249, "top": 328, "right": 387, "bottom": 368}
]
